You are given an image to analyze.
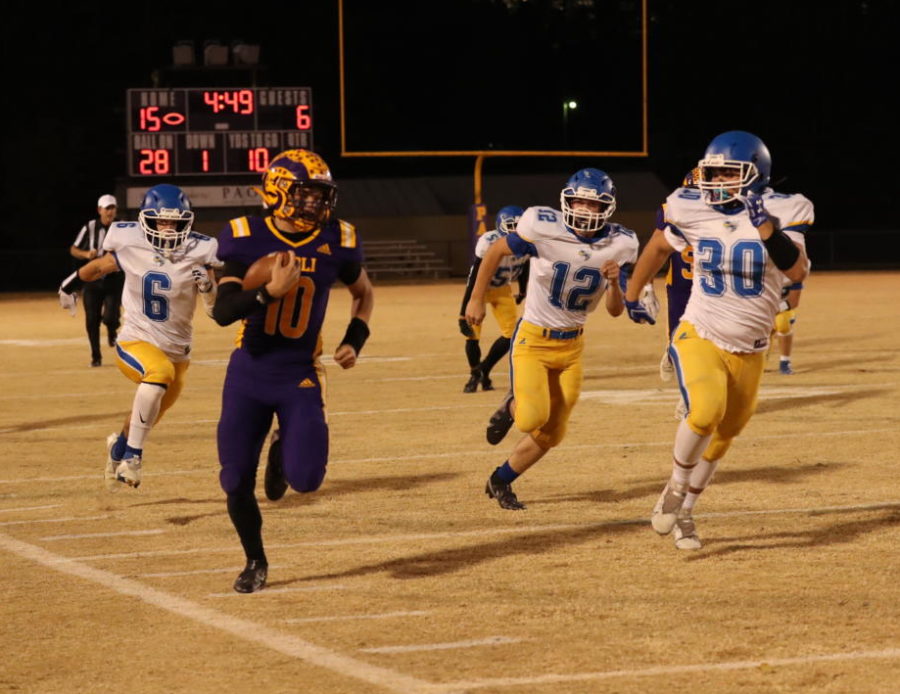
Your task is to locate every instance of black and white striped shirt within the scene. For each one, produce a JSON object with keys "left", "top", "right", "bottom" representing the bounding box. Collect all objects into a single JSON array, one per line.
[{"left": 72, "top": 218, "right": 112, "bottom": 257}]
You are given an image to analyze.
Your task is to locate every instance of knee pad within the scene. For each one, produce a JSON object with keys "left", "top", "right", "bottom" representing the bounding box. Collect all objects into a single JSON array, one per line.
[
  {"left": 532, "top": 424, "right": 566, "bottom": 449},
  {"left": 284, "top": 418, "right": 329, "bottom": 493},
  {"left": 219, "top": 465, "right": 255, "bottom": 497}
]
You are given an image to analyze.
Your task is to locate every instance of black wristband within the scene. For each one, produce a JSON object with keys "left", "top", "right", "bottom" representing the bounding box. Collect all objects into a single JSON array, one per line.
[
  {"left": 60, "top": 270, "right": 85, "bottom": 294},
  {"left": 340, "top": 317, "right": 370, "bottom": 354},
  {"left": 255, "top": 285, "right": 275, "bottom": 305},
  {"left": 763, "top": 230, "right": 800, "bottom": 271}
]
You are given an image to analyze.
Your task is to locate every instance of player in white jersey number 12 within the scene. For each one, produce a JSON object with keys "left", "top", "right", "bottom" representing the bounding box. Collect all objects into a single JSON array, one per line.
[
  {"left": 466, "top": 168, "right": 643, "bottom": 510},
  {"left": 624, "top": 131, "right": 812, "bottom": 549},
  {"left": 58, "top": 184, "right": 220, "bottom": 490}
]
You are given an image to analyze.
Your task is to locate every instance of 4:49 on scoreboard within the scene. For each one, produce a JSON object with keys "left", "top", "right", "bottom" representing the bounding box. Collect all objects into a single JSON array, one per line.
[{"left": 127, "top": 87, "right": 313, "bottom": 176}]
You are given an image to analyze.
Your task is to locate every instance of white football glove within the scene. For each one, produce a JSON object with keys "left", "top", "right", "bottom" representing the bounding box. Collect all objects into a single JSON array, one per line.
[
  {"left": 639, "top": 283, "right": 660, "bottom": 321},
  {"left": 191, "top": 266, "right": 213, "bottom": 293},
  {"left": 58, "top": 289, "right": 78, "bottom": 316}
]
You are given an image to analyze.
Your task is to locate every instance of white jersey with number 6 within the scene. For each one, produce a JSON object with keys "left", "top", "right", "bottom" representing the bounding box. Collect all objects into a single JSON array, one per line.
[
  {"left": 662, "top": 188, "right": 813, "bottom": 353},
  {"left": 510, "top": 206, "right": 638, "bottom": 329},
  {"left": 103, "top": 222, "right": 220, "bottom": 361}
]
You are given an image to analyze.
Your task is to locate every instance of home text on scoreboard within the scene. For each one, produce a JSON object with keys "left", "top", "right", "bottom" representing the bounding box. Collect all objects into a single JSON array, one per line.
[{"left": 126, "top": 87, "right": 314, "bottom": 176}]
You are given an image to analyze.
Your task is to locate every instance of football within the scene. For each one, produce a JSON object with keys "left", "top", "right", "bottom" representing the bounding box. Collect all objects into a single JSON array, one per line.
[{"left": 242, "top": 251, "right": 292, "bottom": 290}]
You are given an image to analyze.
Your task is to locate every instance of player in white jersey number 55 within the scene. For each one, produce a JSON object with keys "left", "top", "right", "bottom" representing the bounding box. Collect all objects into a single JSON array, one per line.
[
  {"left": 58, "top": 184, "right": 220, "bottom": 491},
  {"left": 624, "top": 130, "right": 811, "bottom": 550},
  {"left": 466, "top": 168, "right": 640, "bottom": 510}
]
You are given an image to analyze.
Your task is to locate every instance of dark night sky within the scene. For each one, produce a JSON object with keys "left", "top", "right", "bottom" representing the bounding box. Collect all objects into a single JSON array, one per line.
[{"left": 1, "top": 0, "right": 895, "bottom": 259}]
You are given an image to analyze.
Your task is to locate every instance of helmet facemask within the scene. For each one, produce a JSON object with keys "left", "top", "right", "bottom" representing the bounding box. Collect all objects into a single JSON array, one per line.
[
  {"left": 139, "top": 207, "right": 194, "bottom": 257},
  {"left": 697, "top": 154, "right": 761, "bottom": 206},
  {"left": 561, "top": 189, "right": 616, "bottom": 236}
]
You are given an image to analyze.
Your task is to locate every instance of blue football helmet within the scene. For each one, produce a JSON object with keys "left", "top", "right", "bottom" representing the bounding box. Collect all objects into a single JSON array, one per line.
[
  {"left": 697, "top": 130, "right": 771, "bottom": 205},
  {"left": 560, "top": 168, "right": 616, "bottom": 234},
  {"left": 495, "top": 205, "right": 524, "bottom": 234},
  {"left": 138, "top": 184, "right": 194, "bottom": 255}
]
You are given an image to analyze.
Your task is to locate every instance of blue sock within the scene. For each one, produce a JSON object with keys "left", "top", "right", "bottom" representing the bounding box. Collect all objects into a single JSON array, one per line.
[
  {"left": 111, "top": 433, "right": 127, "bottom": 461},
  {"left": 123, "top": 444, "right": 143, "bottom": 459},
  {"left": 494, "top": 461, "right": 519, "bottom": 484}
]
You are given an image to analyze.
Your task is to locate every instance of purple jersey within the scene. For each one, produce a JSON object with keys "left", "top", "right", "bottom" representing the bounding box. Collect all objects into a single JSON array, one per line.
[
  {"left": 665, "top": 245, "right": 693, "bottom": 339},
  {"left": 217, "top": 215, "right": 364, "bottom": 363}
]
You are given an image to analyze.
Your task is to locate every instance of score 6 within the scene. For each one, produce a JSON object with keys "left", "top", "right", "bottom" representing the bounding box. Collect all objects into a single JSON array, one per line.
[{"left": 296, "top": 105, "right": 312, "bottom": 130}]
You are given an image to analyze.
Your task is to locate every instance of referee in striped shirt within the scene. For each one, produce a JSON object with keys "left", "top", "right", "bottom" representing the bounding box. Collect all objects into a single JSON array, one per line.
[{"left": 69, "top": 194, "right": 124, "bottom": 367}]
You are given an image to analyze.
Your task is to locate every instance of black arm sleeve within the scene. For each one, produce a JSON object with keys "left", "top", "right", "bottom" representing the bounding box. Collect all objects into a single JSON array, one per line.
[
  {"left": 459, "top": 258, "right": 482, "bottom": 314},
  {"left": 763, "top": 230, "right": 801, "bottom": 271},
  {"left": 212, "top": 281, "right": 268, "bottom": 326},
  {"left": 338, "top": 261, "right": 362, "bottom": 286}
]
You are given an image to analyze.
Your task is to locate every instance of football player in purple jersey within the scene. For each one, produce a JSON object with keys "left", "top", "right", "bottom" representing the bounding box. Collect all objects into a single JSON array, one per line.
[{"left": 212, "top": 149, "right": 374, "bottom": 593}]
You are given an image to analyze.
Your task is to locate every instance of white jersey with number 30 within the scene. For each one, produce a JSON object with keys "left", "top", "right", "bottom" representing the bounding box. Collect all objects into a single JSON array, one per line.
[
  {"left": 511, "top": 206, "right": 638, "bottom": 329},
  {"left": 663, "top": 188, "right": 813, "bottom": 352},
  {"left": 103, "top": 222, "right": 220, "bottom": 361}
]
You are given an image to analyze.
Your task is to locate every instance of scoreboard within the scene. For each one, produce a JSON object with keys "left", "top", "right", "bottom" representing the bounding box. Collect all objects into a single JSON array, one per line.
[{"left": 127, "top": 87, "right": 314, "bottom": 177}]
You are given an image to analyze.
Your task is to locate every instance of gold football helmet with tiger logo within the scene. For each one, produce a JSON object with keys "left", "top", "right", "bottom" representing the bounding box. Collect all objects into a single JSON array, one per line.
[{"left": 260, "top": 149, "right": 337, "bottom": 232}]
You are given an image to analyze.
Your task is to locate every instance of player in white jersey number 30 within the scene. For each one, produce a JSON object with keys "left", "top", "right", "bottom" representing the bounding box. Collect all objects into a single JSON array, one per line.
[
  {"left": 59, "top": 184, "right": 220, "bottom": 490},
  {"left": 624, "top": 130, "right": 812, "bottom": 549},
  {"left": 466, "top": 168, "right": 646, "bottom": 510}
]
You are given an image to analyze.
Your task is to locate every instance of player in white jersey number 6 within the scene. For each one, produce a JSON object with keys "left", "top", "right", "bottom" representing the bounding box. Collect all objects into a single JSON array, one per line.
[
  {"left": 624, "top": 131, "right": 812, "bottom": 549},
  {"left": 465, "top": 169, "right": 640, "bottom": 510},
  {"left": 58, "top": 184, "right": 220, "bottom": 490}
]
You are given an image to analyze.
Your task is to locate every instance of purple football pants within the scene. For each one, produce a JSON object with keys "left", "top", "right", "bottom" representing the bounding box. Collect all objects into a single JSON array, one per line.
[{"left": 217, "top": 349, "right": 329, "bottom": 496}]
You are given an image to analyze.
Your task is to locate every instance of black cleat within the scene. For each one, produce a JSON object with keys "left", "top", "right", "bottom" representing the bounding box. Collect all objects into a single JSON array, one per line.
[
  {"left": 463, "top": 368, "right": 481, "bottom": 393},
  {"left": 485, "top": 478, "right": 526, "bottom": 510},
  {"left": 264, "top": 429, "right": 288, "bottom": 501},
  {"left": 480, "top": 374, "right": 494, "bottom": 391},
  {"left": 108, "top": 330, "right": 117, "bottom": 348},
  {"left": 486, "top": 392, "right": 514, "bottom": 445},
  {"left": 233, "top": 559, "right": 268, "bottom": 593}
]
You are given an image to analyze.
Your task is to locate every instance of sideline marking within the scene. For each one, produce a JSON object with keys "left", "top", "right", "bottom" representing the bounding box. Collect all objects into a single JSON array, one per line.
[
  {"left": 431, "top": 648, "right": 900, "bottom": 691},
  {"left": 360, "top": 636, "right": 522, "bottom": 654},
  {"left": 0, "top": 531, "right": 435, "bottom": 694},
  {"left": 1, "top": 426, "right": 896, "bottom": 486},
  {"left": 285, "top": 610, "right": 431, "bottom": 625},
  {"left": 68, "top": 501, "right": 900, "bottom": 562}
]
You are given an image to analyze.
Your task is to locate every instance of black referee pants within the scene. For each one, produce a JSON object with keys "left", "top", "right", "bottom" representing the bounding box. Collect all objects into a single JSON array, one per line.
[{"left": 82, "top": 276, "right": 123, "bottom": 363}]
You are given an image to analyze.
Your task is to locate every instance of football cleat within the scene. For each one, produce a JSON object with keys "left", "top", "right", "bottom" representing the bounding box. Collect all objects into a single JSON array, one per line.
[
  {"left": 115, "top": 456, "right": 142, "bottom": 489},
  {"left": 650, "top": 480, "right": 688, "bottom": 535},
  {"left": 485, "top": 478, "right": 526, "bottom": 511},
  {"left": 463, "top": 368, "right": 481, "bottom": 393},
  {"left": 104, "top": 432, "right": 121, "bottom": 490},
  {"left": 233, "top": 560, "right": 268, "bottom": 593},
  {"left": 486, "top": 391, "right": 515, "bottom": 445},
  {"left": 480, "top": 373, "right": 494, "bottom": 391},
  {"left": 779, "top": 360, "right": 794, "bottom": 375},
  {"left": 674, "top": 510, "right": 702, "bottom": 550},
  {"left": 264, "top": 429, "right": 288, "bottom": 501}
]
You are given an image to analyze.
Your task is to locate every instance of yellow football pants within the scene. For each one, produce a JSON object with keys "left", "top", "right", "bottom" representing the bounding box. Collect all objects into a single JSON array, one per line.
[
  {"left": 669, "top": 322, "right": 765, "bottom": 462},
  {"left": 510, "top": 320, "right": 584, "bottom": 449},
  {"left": 115, "top": 340, "right": 190, "bottom": 422},
  {"left": 468, "top": 285, "right": 518, "bottom": 340}
]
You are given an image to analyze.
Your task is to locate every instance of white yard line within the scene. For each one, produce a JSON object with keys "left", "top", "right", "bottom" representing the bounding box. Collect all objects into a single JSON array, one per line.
[
  {"left": 359, "top": 636, "right": 522, "bottom": 654},
  {"left": 0, "top": 531, "right": 435, "bottom": 694},
  {"left": 67, "top": 500, "right": 900, "bottom": 562},
  {"left": 40, "top": 529, "right": 165, "bottom": 541},
  {"left": 431, "top": 648, "right": 900, "bottom": 691},
  {"left": 0, "top": 426, "right": 896, "bottom": 486},
  {"left": 0, "top": 515, "right": 108, "bottom": 527},
  {"left": 284, "top": 610, "right": 430, "bottom": 625},
  {"left": 0, "top": 504, "right": 61, "bottom": 513},
  {"left": 207, "top": 585, "right": 348, "bottom": 598}
]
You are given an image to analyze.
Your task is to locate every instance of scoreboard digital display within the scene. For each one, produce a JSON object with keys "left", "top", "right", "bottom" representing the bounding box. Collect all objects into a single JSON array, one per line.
[{"left": 127, "top": 87, "right": 314, "bottom": 176}]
